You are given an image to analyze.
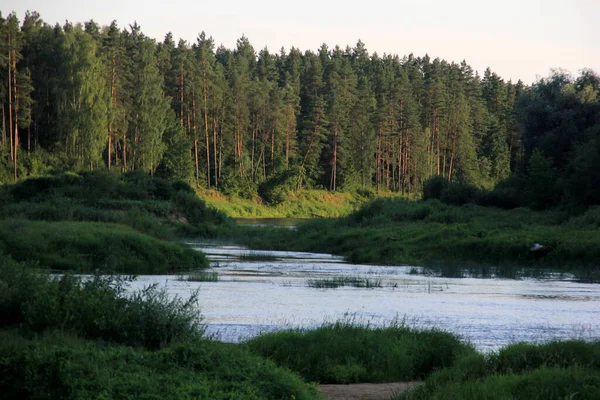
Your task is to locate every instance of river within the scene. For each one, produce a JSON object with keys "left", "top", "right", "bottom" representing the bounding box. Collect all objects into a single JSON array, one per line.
[{"left": 127, "top": 240, "right": 600, "bottom": 352}]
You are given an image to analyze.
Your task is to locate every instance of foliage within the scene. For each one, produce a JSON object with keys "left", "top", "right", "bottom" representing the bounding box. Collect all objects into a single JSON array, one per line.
[
  {"left": 0, "top": 219, "right": 208, "bottom": 273},
  {"left": 0, "top": 258, "right": 201, "bottom": 349},
  {"left": 0, "top": 258, "right": 322, "bottom": 399},
  {"left": 306, "top": 276, "right": 382, "bottom": 289},
  {"left": 0, "top": 171, "right": 230, "bottom": 238},
  {"left": 248, "top": 320, "right": 474, "bottom": 383},
  {"left": 239, "top": 198, "right": 600, "bottom": 274},
  {"left": 398, "top": 340, "right": 600, "bottom": 400},
  {"left": 4, "top": 11, "right": 597, "bottom": 210}
]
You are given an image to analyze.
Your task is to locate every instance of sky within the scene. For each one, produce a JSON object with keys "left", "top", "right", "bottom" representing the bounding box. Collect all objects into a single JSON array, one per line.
[{"left": 2, "top": 0, "right": 599, "bottom": 84}]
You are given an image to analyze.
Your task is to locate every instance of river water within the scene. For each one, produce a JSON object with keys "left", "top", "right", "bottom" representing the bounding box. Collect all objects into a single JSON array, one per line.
[{"left": 128, "top": 240, "right": 600, "bottom": 352}]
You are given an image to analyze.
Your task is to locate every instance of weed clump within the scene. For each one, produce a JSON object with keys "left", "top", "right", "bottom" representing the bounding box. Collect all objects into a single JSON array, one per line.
[{"left": 248, "top": 320, "right": 474, "bottom": 383}]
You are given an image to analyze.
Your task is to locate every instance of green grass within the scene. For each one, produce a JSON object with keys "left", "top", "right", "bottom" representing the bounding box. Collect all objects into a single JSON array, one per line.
[
  {"left": 399, "top": 367, "right": 600, "bottom": 400},
  {"left": 0, "top": 333, "right": 323, "bottom": 400},
  {"left": 181, "top": 270, "right": 220, "bottom": 282},
  {"left": 0, "top": 171, "right": 237, "bottom": 274},
  {"left": 200, "top": 187, "right": 372, "bottom": 218},
  {"left": 0, "top": 258, "right": 322, "bottom": 399},
  {"left": 238, "top": 198, "right": 600, "bottom": 277},
  {"left": 247, "top": 319, "right": 475, "bottom": 384},
  {"left": 0, "top": 171, "right": 232, "bottom": 240},
  {"left": 0, "top": 219, "right": 208, "bottom": 274},
  {"left": 398, "top": 340, "right": 600, "bottom": 399},
  {"left": 306, "top": 276, "right": 382, "bottom": 288},
  {"left": 0, "top": 257, "right": 202, "bottom": 349}
]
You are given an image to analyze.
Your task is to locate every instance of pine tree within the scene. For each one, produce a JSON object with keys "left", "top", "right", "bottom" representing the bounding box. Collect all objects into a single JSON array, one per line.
[
  {"left": 127, "top": 26, "right": 169, "bottom": 173},
  {"left": 56, "top": 23, "right": 108, "bottom": 169}
]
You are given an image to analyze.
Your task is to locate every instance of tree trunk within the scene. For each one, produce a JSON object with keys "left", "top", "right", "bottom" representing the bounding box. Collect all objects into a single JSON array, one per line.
[
  {"left": 202, "top": 69, "right": 211, "bottom": 187},
  {"left": 1, "top": 101, "right": 6, "bottom": 150},
  {"left": 270, "top": 126, "right": 275, "bottom": 174},
  {"left": 213, "top": 117, "right": 218, "bottom": 188},
  {"left": 8, "top": 40, "right": 14, "bottom": 164},
  {"left": 330, "top": 129, "right": 338, "bottom": 191},
  {"left": 194, "top": 138, "right": 199, "bottom": 186},
  {"left": 13, "top": 49, "right": 19, "bottom": 180},
  {"left": 179, "top": 62, "right": 184, "bottom": 127},
  {"left": 108, "top": 57, "right": 116, "bottom": 169}
]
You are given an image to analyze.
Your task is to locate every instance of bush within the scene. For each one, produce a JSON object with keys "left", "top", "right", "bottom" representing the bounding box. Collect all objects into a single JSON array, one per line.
[
  {"left": 398, "top": 340, "right": 600, "bottom": 400},
  {"left": 423, "top": 176, "right": 448, "bottom": 201},
  {"left": 440, "top": 181, "right": 479, "bottom": 205},
  {"left": 0, "top": 333, "right": 323, "bottom": 400},
  {"left": 492, "top": 340, "right": 600, "bottom": 374},
  {"left": 0, "top": 220, "right": 208, "bottom": 273},
  {"left": 258, "top": 168, "right": 299, "bottom": 205},
  {"left": 248, "top": 320, "right": 474, "bottom": 383},
  {"left": 0, "top": 261, "right": 201, "bottom": 349}
]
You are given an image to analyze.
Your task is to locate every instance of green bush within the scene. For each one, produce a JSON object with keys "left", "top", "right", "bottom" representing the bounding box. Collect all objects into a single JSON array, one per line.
[
  {"left": 0, "top": 261, "right": 201, "bottom": 349},
  {"left": 258, "top": 168, "right": 299, "bottom": 205},
  {"left": 423, "top": 175, "right": 448, "bottom": 201},
  {"left": 0, "top": 333, "right": 323, "bottom": 400},
  {"left": 248, "top": 320, "right": 474, "bottom": 383},
  {"left": 400, "top": 367, "right": 600, "bottom": 400},
  {"left": 492, "top": 340, "right": 600, "bottom": 374},
  {"left": 0, "top": 220, "right": 208, "bottom": 273},
  {"left": 440, "top": 181, "right": 479, "bottom": 205}
]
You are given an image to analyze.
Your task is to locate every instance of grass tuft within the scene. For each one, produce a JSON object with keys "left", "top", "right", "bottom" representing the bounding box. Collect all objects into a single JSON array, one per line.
[
  {"left": 306, "top": 276, "right": 382, "bottom": 288},
  {"left": 248, "top": 319, "right": 474, "bottom": 384}
]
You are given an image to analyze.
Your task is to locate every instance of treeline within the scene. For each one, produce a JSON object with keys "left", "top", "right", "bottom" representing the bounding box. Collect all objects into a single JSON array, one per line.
[{"left": 1, "top": 11, "right": 599, "bottom": 208}]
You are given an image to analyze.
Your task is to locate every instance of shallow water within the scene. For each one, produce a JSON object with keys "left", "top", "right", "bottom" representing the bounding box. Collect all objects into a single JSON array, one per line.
[{"left": 128, "top": 241, "right": 600, "bottom": 352}]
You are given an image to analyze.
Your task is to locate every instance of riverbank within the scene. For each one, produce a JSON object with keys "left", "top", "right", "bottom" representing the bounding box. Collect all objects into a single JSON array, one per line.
[
  {"left": 0, "top": 258, "right": 322, "bottom": 399},
  {"left": 238, "top": 198, "right": 600, "bottom": 280},
  {"left": 0, "top": 172, "right": 228, "bottom": 274},
  {"left": 2, "top": 259, "right": 598, "bottom": 399},
  {"left": 198, "top": 187, "right": 376, "bottom": 218}
]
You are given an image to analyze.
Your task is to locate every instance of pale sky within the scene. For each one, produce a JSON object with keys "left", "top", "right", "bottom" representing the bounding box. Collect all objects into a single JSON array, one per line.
[{"left": 2, "top": 0, "right": 599, "bottom": 84}]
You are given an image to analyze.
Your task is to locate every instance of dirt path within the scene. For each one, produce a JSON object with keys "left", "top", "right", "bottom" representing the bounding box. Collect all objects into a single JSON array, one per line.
[{"left": 318, "top": 382, "right": 422, "bottom": 400}]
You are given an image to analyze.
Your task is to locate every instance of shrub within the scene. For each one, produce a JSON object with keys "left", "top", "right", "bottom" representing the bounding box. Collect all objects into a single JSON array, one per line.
[
  {"left": 423, "top": 176, "right": 448, "bottom": 201},
  {"left": 440, "top": 181, "right": 479, "bottom": 205},
  {"left": 258, "top": 168, "right": 299, "bottom": 205},
  {"left": 0, "top": 262, "right": 201, "bottom": 349},
  {"left": 0, "top": 333, "right": 323, "bottom": 400},
  {"left": 248, "top": 321, "right": 474, "bottom": 383}
]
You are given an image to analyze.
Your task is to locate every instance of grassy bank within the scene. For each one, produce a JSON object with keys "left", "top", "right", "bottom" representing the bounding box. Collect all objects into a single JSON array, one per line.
[
  {"left": 398, "top": 340, "right": 600, "bottom": 399},
  {"left": 2, "top": 255, "right": 598, "bottom": 398},
  {"left": 0, "top": 171, "right": 230, "bottom": 273},
  {"left": 0, "top": 219, "right": 207, "bottom": 273},
  {"left": 248, "top": 320, "right": 475, "bottom": 384},
  {"left": 199, "top": 187, "right": 372, "bottom": 218},
  {"left": 239, "top": 198, "right": 600, "bottom": 278},
  {"left": 0, "top": 257, "right": 322, "bottom": 399},
  {"left": 247, "top": 318, "right": 600, "bottom": 399},
  {"left": 0, "top": 171, "right": 231, "bottom": 239}
]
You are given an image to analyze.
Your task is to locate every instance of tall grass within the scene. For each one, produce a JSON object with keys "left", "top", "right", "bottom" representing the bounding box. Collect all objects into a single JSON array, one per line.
[
  {"left": 0, "top": 219, "right": 208, "bottom": 274},
  {"left": 0, "top": 171, "right": 232, "bottom": 239},
  {"left": 200, "top": 187, "right": 368, "bottom": 218},
  {"left": 239, "top": 198, "right": 600, "bottom": 275},
  {"left": 0, "top": 256, "right": 323, "bottom": 399},
  {"left": 0, "top": 258, "right": 201, "bottom": 349},
  {"left": 247, "top": 319, "right": 475, "bottom": 384},
  {"left": 182, "top": 270, "right": 220, "bottom": 282},
  {"left": 0, "top": 332, "right": 323, "bottom": 400},
  {"left": 238, "top": 251, "right": 280, "bottom": 262},
  {"left": 306, "top": 276, "right": 382, "bottom": 288},
  {"left": 398, "top": 340, "right": 600, "bottom": 399}
]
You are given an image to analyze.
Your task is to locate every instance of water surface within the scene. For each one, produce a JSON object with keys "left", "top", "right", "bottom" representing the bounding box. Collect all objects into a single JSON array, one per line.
[{"left": 129, "top": 242, "right": 600, "bottom": 352}]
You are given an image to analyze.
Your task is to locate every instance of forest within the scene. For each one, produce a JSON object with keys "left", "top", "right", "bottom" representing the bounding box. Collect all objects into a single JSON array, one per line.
[{"left": 1, "top": 10, "right": 599, "bottom": 210}]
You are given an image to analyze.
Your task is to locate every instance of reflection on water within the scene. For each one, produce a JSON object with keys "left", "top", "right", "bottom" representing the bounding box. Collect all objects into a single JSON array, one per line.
[{"left": 129, "top": 242, "right": 600, "bottom": 352}]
